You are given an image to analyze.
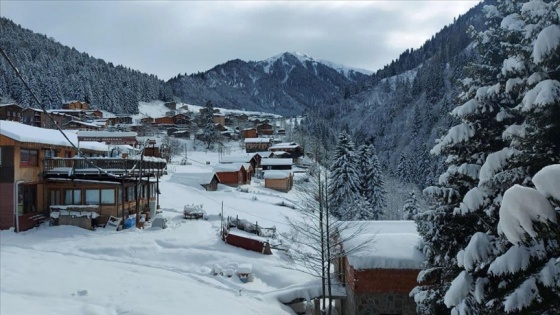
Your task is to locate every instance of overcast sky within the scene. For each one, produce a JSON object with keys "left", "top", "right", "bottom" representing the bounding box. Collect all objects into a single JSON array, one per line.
[{"left": 1, "top": 1, "right": 480, "bottom": 81}]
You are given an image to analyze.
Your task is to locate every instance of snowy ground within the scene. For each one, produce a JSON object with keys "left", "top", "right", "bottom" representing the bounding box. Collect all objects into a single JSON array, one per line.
[{"left": 0, "top": 142, "right": 316, "bottom": 315}]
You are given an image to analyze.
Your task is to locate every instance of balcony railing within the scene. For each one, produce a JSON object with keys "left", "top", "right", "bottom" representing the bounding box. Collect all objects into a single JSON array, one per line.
[{"left": 43, "top": 157, "right": 167, "bottom": 177}]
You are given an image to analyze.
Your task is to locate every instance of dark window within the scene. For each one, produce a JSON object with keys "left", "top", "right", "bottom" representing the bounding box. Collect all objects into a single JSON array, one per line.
[
  {"left": 20, "top": 149, "right": 38, "bottom": 166},
  {"left": 22, "top": 185, "right": 37, "bottom": 214}
]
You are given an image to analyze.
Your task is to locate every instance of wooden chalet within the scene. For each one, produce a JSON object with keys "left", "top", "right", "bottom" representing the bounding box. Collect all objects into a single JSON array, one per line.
[
  {"left": 172, "top": 113, "right": 190, "bottom": 125},
  {"left": 220, "top": 154, "right": 259, "bottom": 171},
  {"left": 154, "top": 116, "right": 174, "bottom": 125},
  {"left": 335, "top": 221, "right": 424, "bottom": 315},
  {"left": 214, "top": 163, "right": 251, "bottom": 187},
  {"left": 263, "top": 170, "right": 293, "bottom": 192},
  {"left": 212, "top": 114, "right": 226, "bottom": 126},
  {"left": 269, "top": 142, "right": 304, "bottom": 162},
  {"left": 140, "top": 116, "right": 154, "bottom": 124},
  {"left": 0, "top": 121, "right": 166, "bottom": 232},
  {"left": 256, "top": 123, "right": 273, "bottom": 135},
  {"left": 244, "top": 138, "right": 272, "bottom": 153},
  {"left": 77, "top": 131, "right": 138, "bottom": 146},
  {"left": 62, "top": 120, "right": 101, "bottom": 131},
  {"left": 0, "top": 103, "right": 23, "bottom": 122},
  {"left": 241, "top": 128, "right": 257, "bottom": 139},
  {"left": 260, "top": 158, "right": 292, "bottom": 171},
  {"left": 62, "top": 101, "right": 89, "bottom": 110}
]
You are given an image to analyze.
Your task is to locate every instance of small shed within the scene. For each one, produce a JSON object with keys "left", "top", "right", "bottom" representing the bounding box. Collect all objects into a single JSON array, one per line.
[{"left": 263, "top": 171, "right": 293, "bottom": 192}]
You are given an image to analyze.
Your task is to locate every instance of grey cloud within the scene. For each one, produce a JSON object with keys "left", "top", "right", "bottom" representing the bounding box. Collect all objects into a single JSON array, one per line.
[{"left": 1, "top": 1, "right": 478, "bottom": 80}]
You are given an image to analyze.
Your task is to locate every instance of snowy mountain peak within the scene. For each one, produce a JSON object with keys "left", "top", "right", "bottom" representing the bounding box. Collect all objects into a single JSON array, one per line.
[{"left": 262, "top": 51, "right": 372, "bottom": 77}]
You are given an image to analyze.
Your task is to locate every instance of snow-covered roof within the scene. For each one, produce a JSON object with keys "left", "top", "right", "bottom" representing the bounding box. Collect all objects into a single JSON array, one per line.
[
  {"left": 213, "top": 163, "right": 246, "bottom": 172},
  {"left": 79, "top": 141, "right": 109, "bottom": 152},
  {"left": 168, "top": 172, "right": 219, "bottom": 189},
  {"left": 261, "top": 158, "right": 293, "bottom": 166},
  {"left": 244, "top": 138, "right": 271, "bottom": 144},
  {"left": 65, "top": 120, "right": 100, "bottom": 128},
  {"left": 271, "top": 151, "right": 288, "bottom": 156},
  {"left": 0, "top": 103, "right": 21, "bottom": 108},
  {"left": 0, "top": 120, "right": 80, "bottom": 147},
  {"left": 220, "top": 154, "right": 256, "bottom": 163},
  {"left": 255, "top": 151, "right": 273, "bottom": 158},
  {"left": 339, "top": 221, "right": 424, "bottom": 270},
  {"left": 270, "top": 142, "right": 300, "bottom": 150},
  {"left": 263, "top": 170, "right": 292, "bottom": 179},
  {"left": 77, "top": 131, "right": 137, "bottom": 138}
]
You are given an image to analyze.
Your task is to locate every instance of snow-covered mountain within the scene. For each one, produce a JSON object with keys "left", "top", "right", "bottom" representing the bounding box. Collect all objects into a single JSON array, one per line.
[{"left": 166, "top": 52, "right": 371, "bottom": 116}]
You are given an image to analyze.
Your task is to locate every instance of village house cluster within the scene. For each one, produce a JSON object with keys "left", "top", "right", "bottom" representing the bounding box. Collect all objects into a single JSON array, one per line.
[{"left": 0, "top": 100, "right": 303, "bottom": 232}]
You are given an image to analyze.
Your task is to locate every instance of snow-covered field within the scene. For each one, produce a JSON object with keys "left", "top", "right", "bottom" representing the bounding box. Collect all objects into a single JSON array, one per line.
[{"left": 0, "top": 143, "right": 315, "bottom": 315}]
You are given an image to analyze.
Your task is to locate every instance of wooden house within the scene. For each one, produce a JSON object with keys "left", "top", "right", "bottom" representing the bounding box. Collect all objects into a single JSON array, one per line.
[
  {"left": 154, "top": 116, "right": 174, "bottom": 125},
  {"left": 173, "top": 129, "right": 190, "bottom": 139},
  {"left": 172, "top": 113, "right": 190, "bottom": 125},
  {"left": 77, "top": 131, "right": 138, "bottom": 146},
  {"left": 213, "top": 114, "right": 226, "bottom": 126},
  {"left": 263, "top": 171, "right": 293, "bottom": 192},
  {"left": 214, "top": 163, "right": 251, "bottom": 187},
  {"left": 140, "top": 116, "right": 154, "bottom": 124},
  {"left": 241, "top": 128, "right": 258, "bottom": 139},
  {"left": 260, "top": 158, "right": 292, "bottom": 171},
  {"left": 0, "top": 103, "right": 23, "bottom": 122},
  {"left": 244, "top": 138, "right": 272, "bottom": 153},
  {"left": 0, "top": 121, "right": 166, "bottom": 232},
  {"left": 220, "top": 154, "right": 259, "bottom": 172},
  {"left": 62, "top": 120, "right": 101, "bottom": 131},
  {"left": 335, "top": 221, "right": 424, "bottom": 315},
  {"left": 269, "top": 142, "right": 304, "bottom": 162},
  {"left": 256, "top": 123, "right": 273, "bottom": 135},
  {"left": 62, "top": 101, "right": 89, "bottom": 110}
]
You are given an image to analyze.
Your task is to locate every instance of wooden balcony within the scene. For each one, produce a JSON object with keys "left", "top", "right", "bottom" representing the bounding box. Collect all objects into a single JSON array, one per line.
[{"left": 43, "top": 157, "right": 166, "bottom": 178}]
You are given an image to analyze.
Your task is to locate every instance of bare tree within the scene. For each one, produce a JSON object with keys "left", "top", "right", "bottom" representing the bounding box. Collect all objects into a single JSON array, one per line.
[{"left": 283, "top": 165, "right": 373, "bottom": 314}]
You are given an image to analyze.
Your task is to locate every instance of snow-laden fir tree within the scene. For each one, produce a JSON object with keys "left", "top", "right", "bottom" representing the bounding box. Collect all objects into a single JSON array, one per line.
[
  {"left": 202, "top": 100, "right": 219, "bottom": 149},
  {"left": 328, "top": 131, "right": 360, "bottom": 219},
  {"left": 412, "top": 2, "right": 519, "bottom": 313},
  {"left": 402, "top": 191, "right": 420, "bottom": 220},
  {"left": 437, "top": 1, "right": 560, "bottom": 314},
  {"left": 356, "top": 143, "right": 386, "bottom": 220}
]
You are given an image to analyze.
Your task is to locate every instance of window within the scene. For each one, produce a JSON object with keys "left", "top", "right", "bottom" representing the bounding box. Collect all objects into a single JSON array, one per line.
[
  {"left": 64, "top": 189, "right": 81, "bottom": 205},
  {"left": 44, "top": 149, "right": 55, "bottom": 158},
  {"left": 20, "top": 149, "right": 38, "bottom": 166},
  {"left": 101, "top": 189, "right": 115, "bottom": 205},
  {"left": 85, "top": 189, "right": 100, "bottom": 205},
  {"left": 50, "top": 190, "right": 61, "bottom": 206}
]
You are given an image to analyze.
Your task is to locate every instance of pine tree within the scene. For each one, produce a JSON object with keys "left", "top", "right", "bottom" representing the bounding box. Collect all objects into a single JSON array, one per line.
[
  {"left": 355, "top": 143, "right": 386, "bottom": 220},
  {"left": 202, "top": 100, "right": 219, "bottom": 149},
  {"left": 402, "top": 191, "right": 420, "bottom": 220},
  {"left": 413, "top": 2, "right": 518, "bottom": 313},
  {"left": 436, "top": 1, "right": 560, "bottom": 314},
  {"left": 328, "top": 131, "right": 360, "bottom": 219}
]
